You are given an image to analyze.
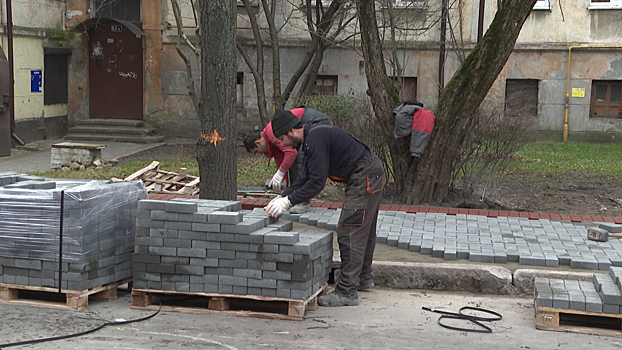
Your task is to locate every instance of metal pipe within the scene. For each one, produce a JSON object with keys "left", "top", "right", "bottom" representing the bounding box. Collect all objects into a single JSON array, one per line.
[
  {"left": 438, "top": 0, "right": 447, "bottom": 98},
  {"left": 564, "top": 45, "right": 622, "bottom": 142}
]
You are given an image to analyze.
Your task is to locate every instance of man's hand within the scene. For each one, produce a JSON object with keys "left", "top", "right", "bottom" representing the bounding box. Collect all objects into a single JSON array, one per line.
[
  {"left": 268, "top": 169, "right": 286, "bottom": 190},
  {"left": 264, "top": 196, "right": 292, "bottom": 217}
]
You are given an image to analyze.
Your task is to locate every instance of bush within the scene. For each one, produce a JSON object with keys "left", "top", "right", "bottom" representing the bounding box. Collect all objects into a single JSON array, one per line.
[{"left": 451, "top": 102, "right": 534, "bottom": 201}]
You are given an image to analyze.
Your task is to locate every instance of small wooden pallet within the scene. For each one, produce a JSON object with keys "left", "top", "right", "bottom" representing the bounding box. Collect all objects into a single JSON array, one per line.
[
  {"left": 0, "top": 278, "right": 132, "bottom": 311},
  {"left": 535, "top": 300, "right": 622, "bottom": 337},
  {"left": 118, "top": 161, "right": 200, "bottom": 195},
  {"left": 131, "top": 283, "right": 327, "bottom": 321}
]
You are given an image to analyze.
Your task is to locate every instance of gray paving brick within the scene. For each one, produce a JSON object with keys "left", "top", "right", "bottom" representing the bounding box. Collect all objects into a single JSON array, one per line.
[
  {"left": 208, "top": 211, "right": 244, "bottom": 224},
  {"left": 165, "top": 201, "right": 197, "bottom": 214}
]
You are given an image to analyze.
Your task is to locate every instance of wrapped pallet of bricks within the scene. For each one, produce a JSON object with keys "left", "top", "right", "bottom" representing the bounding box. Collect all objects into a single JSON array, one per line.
[{"left": 0, "top": 173, "right": 147, "bottom": 291}]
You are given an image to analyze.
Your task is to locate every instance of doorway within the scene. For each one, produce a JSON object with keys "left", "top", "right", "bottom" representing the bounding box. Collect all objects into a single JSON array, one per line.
[{"left": 88, "top": 22, "right": 143, "bottom": 120}]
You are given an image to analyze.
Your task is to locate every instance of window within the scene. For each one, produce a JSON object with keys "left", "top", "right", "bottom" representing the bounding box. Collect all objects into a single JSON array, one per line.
[
  {"left": 391, "top": 0, "right": 427, "bottom": 9},
  {"left": 505, "top": 79, "right": 539, "bottom": 118},
  {"left": 588, "top": 0, "right": 622, "bottom": 9},
  {"left": 312, "top": 76, "right": 337, "bottom": 95},
  {"left": 94, "top": 0, "right": 141, "bottom": 22},
  {"left": 533, "top": 0, "right": 550, "bottom": 10},
  {"left": 236, "top": 72, "right": 244, "bottom": 109},
  {"left": 590, "top": 81, "right": 622, "bottom": 118},
  {"left": 392, "top": 77, "right": 417, "bottom": 102},
  {"left": 44, "top": 48, "right": 70, "bottom": 105}
]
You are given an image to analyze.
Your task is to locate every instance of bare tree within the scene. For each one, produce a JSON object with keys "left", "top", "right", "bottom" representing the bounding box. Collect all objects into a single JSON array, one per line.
[
  {"left": 197, "top": 0, "right": 238, "bottom": 200},
  {"left": 358, "top": 0, "right": 539, "bottom": 205},
  {"left": 237, "top": 0, "right": 355, "bottom": 124}
]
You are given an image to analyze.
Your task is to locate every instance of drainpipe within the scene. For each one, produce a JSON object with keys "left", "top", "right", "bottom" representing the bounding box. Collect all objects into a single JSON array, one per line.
[
  {"left": 564, "top": 45, "right": 622, "bottom": 143},
  {"left": 5, "top": 0, "right": 24, "bottom": 146}
]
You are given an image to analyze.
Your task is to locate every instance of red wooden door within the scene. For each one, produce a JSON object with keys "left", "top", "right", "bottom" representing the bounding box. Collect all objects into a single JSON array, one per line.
[{"left": 89, "top": 22, "right": 143, "bottom": 120}]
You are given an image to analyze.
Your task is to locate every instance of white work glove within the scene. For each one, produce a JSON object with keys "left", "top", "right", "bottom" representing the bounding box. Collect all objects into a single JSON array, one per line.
[
  {"left": 268, "top": 169, "right": 286, "bottom": 190},
  {"left": 264, "top": 196, "right": 292, "bottom": 218}
]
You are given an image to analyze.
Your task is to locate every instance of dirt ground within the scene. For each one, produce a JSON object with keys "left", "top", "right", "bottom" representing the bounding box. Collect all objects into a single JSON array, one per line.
[{"left": 121, "top": 141, "right": 622, "bottom": 218}]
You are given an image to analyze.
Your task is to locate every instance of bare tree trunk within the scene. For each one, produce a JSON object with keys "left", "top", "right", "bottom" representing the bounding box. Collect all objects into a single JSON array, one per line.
[
  {"left": 197, "top": 0, "right": 237, "bottom": 200},
  {"left": 355, "top": 0, "right": 407, "bottom": 190},
  {"left": 406, "top": 0, "right": 538, "bottom": 204}
]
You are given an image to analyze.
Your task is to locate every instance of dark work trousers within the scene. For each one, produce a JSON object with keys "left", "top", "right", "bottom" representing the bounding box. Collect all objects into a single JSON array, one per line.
[{"left": 336, "top": 152, "right": 385, "bottom": 292}]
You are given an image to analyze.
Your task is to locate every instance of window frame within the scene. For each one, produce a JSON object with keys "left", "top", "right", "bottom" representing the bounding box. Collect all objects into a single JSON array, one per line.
[
  {"left": 588, "top": 0, "right": 622, "bottom": 10},
  {"left": 590, "top": 80, "right": 622, "bottom": 119},
  {"left": 390, "top": 0, "right": 427, "bottom": 9},
  {"left": 311, "top": 75, "right": 338, "bottom": 95},
  {"left": 533, "top": 0, "right": 551, "bottom": 10}
]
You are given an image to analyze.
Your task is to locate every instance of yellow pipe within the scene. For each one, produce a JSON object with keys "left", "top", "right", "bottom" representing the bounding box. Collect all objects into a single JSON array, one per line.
[{"left": 564, "top": 45, "right": 622, "bottom": 142}]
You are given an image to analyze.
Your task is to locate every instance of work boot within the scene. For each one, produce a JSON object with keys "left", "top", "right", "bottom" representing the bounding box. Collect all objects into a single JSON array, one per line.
[
  {"left": 318, "top": 288, "right": 359, "bottom": 307},
  {"left": 289, "top": 202, "right": 310, "bottom": 214},
  {"left": 357, "top": 281, "right": 375, "bottom": 291}
]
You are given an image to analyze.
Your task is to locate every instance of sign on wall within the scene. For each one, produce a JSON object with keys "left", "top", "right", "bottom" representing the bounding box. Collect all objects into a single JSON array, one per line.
[
  {"left": 31, "top": 70, "right": 42, "bottom": 93},
  {"left": 571, "top": 87, "right": 585, "bottom": 98}
]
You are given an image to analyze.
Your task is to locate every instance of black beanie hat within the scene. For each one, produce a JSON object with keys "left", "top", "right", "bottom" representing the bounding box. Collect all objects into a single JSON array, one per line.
[{"left": 271, "top": 109, "right": 302, "bottom": 137}]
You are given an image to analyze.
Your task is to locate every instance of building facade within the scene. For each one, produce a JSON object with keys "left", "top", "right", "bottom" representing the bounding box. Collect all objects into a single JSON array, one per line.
[{"left": 1, "top": 0, "right": 622, "bottom": 143}]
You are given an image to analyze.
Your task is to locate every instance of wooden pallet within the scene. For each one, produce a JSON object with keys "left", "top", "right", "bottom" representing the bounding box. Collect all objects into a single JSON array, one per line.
[
  {"left": 0, "top": 278, "right": 132, "bottom": 311},
  {"left": 131, "top": 283, "right": 327, "bottom": 321},
  {"left": 117, "top": 161, "right": 200, "bottom": 195},
  {"left": 535, "top": 300, "right": 622, "bottom": 337}
]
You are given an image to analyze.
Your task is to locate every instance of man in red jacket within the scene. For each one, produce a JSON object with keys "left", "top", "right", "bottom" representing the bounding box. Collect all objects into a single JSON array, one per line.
[{"left": 244, "top": 107, "right": 332, "bottom": 213}]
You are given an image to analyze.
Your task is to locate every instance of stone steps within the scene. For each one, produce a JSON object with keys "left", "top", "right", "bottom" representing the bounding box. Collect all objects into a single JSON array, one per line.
[{"left": 65, "top": 119, "right": 166, "bottom": 144}]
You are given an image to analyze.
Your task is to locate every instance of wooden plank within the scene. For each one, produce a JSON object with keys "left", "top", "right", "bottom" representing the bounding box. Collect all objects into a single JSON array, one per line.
[
  {"left": 124, "top": 161, "right": 160, "bottom": 181},
  {"left": 535, "top": 300, "right": 622, "bottom": 337},
  {"left": 0, "top": 278, "right": 132, "bottom": 311},
  {"left": 131, "top": 284, "right": 327, "bottom": 321},
  {"left": 181, "top": 177, "right": 201, "bottom": 194}
]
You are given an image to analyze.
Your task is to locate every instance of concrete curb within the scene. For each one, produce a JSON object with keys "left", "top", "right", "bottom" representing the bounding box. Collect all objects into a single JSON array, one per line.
[
  {"left": 371, "top": 261, "right": 515, "bottom": 295},
  {"left": 370, "top": 261, "right": 602, "bottom": 296},
  {"left": 512, "top": 269, "right": 597, "bottom": 295}
]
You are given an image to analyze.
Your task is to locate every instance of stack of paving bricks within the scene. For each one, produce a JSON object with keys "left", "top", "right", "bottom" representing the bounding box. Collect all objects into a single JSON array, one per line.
[
  {"left": 133, "top": 198, "right": 332, "bottom": 299},
  {"left": 0, "top": 172, "right": 146, "bottom": 290},
  {"left": 535, "top": 267, "right": 622, "bottom": 314}
]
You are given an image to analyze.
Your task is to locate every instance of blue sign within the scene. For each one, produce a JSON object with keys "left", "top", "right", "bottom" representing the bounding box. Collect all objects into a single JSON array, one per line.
[{"left": 31, "top": 70, "right": 42, "bottom": 93}]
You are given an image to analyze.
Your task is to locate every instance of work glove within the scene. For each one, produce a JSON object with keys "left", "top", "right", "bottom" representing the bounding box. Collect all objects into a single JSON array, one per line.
[
  {"left": 268, "top": 169, "right": 286, "bottom": 190},
  {"left": 264, "top": 195, "right": 292, "bottom": 218}
]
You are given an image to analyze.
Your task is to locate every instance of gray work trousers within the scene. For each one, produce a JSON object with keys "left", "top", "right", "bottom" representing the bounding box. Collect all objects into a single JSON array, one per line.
[{"left": 335, "top": 153, "right": 385, "bottom": 292}]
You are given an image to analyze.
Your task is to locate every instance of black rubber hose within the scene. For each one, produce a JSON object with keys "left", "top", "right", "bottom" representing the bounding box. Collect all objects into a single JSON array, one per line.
[{"left": 0, "top": 305, "right": 160, "bottom": 348}]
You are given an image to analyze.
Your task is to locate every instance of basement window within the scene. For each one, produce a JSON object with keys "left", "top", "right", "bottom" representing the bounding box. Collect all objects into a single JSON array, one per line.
[
  {"left": 312, "top": 76, "right": 338, "bottom": 95},
  {"left": 588, "top": 0, "right": 622, "bottom": 9},
  {"left": 505, "top": 79, "right": 539, "bottom": 118},
  {"left": 590, "top": 80, "right": 622, "bottom": 118}
]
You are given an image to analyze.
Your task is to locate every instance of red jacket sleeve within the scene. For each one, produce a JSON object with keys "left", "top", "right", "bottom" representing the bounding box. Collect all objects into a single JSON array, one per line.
[{"left": 261, "top": 122, "right": 298, "bottom": 172}]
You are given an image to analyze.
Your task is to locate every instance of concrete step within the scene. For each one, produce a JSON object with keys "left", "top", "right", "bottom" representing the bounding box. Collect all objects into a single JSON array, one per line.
[
  {"left": 74, "top": 119, "right": 145, "bottom": 128},
  {"left": 68, "top": 125, "right": 156, "bottom": 136},
  {"left": 64, "top": 133, "right": 167, "bottom": 144}
]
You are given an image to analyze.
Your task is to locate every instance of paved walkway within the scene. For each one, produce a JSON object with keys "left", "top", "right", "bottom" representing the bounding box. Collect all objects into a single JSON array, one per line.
[{"left": 0, "top": 138, "right": 165, "bottom": 173}]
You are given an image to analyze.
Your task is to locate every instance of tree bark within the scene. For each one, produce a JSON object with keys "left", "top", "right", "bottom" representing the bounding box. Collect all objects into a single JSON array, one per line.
[
  {"left": 406, "top": 0, "right": 537, "bottom": 205},
  {"left": 197, "top": 0, "right": 238, "bottom": 200},
  {"left": 355, "top": 0, "right": 406, "bottom": 189}
]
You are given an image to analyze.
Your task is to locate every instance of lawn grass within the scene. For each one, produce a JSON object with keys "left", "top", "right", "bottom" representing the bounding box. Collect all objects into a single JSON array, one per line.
[
  {"left": 506, "top": 142, "right": 622, "bottom": 180},
  {"left": 33, "top": 142, "right": 622, "bottom": 185},
  {"left": 33, "top": 154, "right": 277, "bottom": 188}
]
